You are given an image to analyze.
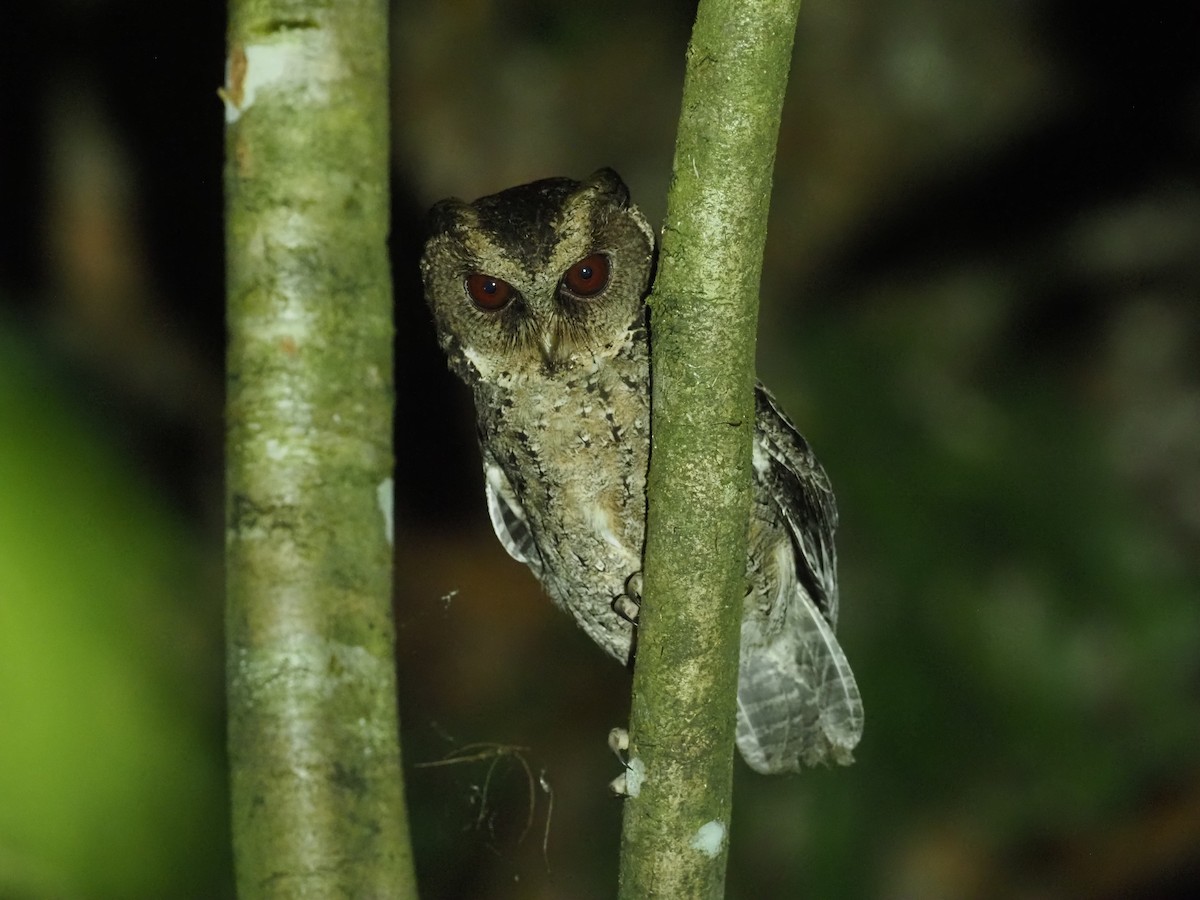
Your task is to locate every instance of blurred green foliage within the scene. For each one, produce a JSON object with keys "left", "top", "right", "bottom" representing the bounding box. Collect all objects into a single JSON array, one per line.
[{"left": 0, "top": 322, "right": 231, "bottom": 899}]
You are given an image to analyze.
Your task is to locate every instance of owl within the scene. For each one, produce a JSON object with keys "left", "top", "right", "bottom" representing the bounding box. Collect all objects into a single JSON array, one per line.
[{"left": 420, "top": 168, "right": 863, "bottom": 774}]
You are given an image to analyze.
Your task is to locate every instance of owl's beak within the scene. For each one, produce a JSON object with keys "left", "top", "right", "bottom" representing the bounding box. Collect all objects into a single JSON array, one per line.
[{"left": 537, "top": 328, "right": 561, "bottom": 368}]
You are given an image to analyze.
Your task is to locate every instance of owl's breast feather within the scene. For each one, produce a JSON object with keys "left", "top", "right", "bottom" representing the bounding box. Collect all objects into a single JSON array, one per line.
[{"left": 476, "top": 348, "right": 649, "bottom": 663}]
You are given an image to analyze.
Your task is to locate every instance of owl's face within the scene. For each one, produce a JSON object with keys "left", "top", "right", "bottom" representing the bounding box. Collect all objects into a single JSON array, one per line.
[{"left": 420, "top": 168, "right": 655, "bottom": 378}]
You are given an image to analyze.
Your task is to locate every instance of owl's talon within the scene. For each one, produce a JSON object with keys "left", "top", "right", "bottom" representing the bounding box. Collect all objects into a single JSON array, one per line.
[
  {"left": 608, "top": 726, "right": 629, "bottom": 756},
  {"left": 609, "top": 772, "right": 629, "bottom": 797},
  {"left": 625, "top": 571, "right": 643, "bottom": 602},
  {"left": 613, "top": 594, "right": 640, "bottom": 623},
  {"left": 607, "top": 727, "right": 632, "bottom": 795},
  {"left": 612, "top": 572, "right": 643, "bottom": 623},
  {"left": 609, "top": 772, "right": 628, "bottom": 801}
]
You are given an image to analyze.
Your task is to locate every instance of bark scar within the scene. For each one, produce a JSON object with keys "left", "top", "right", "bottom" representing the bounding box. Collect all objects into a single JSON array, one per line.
[{"left": 219, "top": 44, "right": 247, "bottom": 110}]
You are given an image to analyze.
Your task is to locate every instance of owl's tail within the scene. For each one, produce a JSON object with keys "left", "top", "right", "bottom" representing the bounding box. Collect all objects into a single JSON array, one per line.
[{"left": 734, "top": 593, "right": 864, "bottom": 775}]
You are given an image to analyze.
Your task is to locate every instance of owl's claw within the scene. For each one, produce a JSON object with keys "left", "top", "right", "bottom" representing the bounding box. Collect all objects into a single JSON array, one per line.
[
  {"left": 612, "top": 572, "right": 643, "bottom": 624},
  {"left": 608, "top": 727, "right": 631, "bottom": 796},
  {"left": 608, "top": 726, "right": 629, "bottom": 756},
  {"left": 613, "top": 594, "right": 640, "bottom": 623}
]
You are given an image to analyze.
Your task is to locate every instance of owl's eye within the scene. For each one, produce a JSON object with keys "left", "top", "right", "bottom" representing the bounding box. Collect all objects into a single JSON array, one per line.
[
  {"left": 465, "top": 273, "right": 516, "bottom": 311},
  {"left": 561, "top": 253, "right": 610, "bottom": 298}
]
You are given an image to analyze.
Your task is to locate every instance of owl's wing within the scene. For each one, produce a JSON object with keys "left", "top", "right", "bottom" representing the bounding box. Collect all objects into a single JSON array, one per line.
[
  {"left": 735, "top": 384, "right": 864, "bottom": 773},
  {"left": 753, "top": 385, "right": 839, "bottom": 623},
  {"left": 483, "top": 455, "right": 544, "bottom": 576}
]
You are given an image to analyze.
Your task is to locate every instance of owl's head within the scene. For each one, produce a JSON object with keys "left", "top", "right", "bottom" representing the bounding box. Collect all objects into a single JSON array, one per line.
[{"left": 420, "top": 168, "right": 655, "bottom": 378}]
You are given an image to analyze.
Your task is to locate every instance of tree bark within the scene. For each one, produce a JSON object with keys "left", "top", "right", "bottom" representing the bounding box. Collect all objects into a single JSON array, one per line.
[
  {"left": 618, "top": 0, "right": 804, "bottom": 896},
  {"left": 223, "top": 2, "right": 418, "bottom": 897}
]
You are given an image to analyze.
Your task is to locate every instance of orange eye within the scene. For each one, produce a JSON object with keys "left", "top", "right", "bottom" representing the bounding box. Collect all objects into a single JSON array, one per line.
[
  {"left": 465, "top": 273, "right": 515, "bottom": 311},
  {"left": 561, "top": 253, "right": 610, "bottom": 297}
]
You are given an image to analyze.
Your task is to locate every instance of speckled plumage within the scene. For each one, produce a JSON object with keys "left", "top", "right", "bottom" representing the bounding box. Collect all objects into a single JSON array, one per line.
[{"left": 421, "top": 169, "right": 863, "bottom": 773}]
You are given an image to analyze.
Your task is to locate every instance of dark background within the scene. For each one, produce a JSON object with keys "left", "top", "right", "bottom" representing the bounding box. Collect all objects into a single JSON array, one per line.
[{"left": 1, "top": 1, "right": 1198, "bottom": 897}]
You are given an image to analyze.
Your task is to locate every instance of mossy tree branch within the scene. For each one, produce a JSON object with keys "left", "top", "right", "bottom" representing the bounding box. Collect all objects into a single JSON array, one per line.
[
  {"left": 618, "top": 0, "right": 804, "bottom": 896},
  {"left": 223, "top": 2, "right": 417, "bottom": 897}
]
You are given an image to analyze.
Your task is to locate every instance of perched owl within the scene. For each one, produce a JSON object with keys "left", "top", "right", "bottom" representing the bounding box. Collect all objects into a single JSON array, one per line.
[{"left": 420, "top": 168, "right": 863, "bottom": 773}]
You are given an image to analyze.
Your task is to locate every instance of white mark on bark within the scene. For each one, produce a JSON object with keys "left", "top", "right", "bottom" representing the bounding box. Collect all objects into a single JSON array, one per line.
[
  {"left": 376, "top": 477, "right": 394, "bottom": 546},
  {"left": 625, "top": 756, "right": 646, "bottom": 797},
  {"left": 223, "top": 31, "right": 337, "bottom": 124},
  {"left": 690, "top": 820, "right": 726, "bottom": 858}
]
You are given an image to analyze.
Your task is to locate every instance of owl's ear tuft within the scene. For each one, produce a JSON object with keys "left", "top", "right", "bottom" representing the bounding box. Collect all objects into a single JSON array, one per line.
[
  {"left": 584, "top": 168, "right": 631, "bottom": 207},
  {"left": 425, "top": 197, "right": 471, "bottom": 238}
]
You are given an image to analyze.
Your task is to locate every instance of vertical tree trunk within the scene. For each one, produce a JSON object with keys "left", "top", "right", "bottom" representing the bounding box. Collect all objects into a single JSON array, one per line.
[
  {"left": 223, "top": 2, "right": 418, "bottom": 897},
  {"left": 618, "top": 0, "right": 804, "bottom": 896}
]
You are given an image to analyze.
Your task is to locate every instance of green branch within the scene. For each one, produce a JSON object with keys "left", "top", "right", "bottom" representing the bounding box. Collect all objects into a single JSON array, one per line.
[
  {"left": 618, "top": 0, "right": 804, "bottom": 896},
  {"left": 223, "top": 2, "right": 417, "bottom": 897}
]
